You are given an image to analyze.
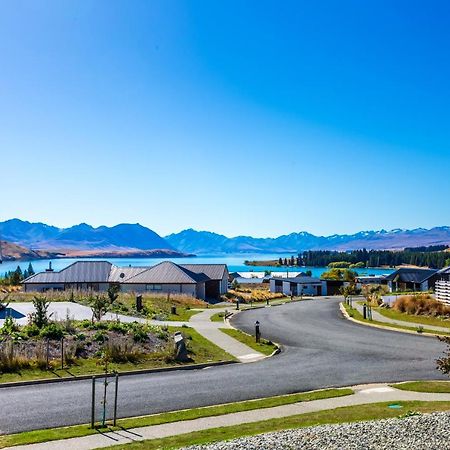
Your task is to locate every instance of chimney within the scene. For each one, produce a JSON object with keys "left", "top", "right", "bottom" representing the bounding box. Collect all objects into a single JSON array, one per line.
[{"left": 45, "top": 261, "right": 54, "bottom": 272}]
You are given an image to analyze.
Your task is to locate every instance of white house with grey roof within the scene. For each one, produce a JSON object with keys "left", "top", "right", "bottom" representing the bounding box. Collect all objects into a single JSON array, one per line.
[
  {"left": 270, "top": 275, "right": 326, "bottom": 296},
  {"left": 22, "top": 261, "right": 228, "bottom": 301}
]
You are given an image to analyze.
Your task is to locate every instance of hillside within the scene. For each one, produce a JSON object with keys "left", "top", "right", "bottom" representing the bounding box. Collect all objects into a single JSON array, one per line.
[
  {"left": 0, "top": 219, "right": 175, "bottom": 252},
  {"left": 0, "top": 241, "right": 61, "bottom": 261},
  {"left": 166, "top": 227, "right": 450, "bottom": 254}
]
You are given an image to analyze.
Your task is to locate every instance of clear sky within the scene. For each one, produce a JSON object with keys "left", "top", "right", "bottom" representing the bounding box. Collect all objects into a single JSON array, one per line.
[{"left": 1, "top": 0, "right": 449, "bottom": 238}]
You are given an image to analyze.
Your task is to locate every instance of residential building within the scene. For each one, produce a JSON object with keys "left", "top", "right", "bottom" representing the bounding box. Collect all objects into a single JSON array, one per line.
[
  {"left": 435, "top": 267, "right": 450, "bottom": 305},
  {"left": 384, "top": 268, "right": 439, "bottom": 292},
  {"left": 22, "top": 261, "right": 228, "bottom": 301},
  {"left": 270, "top": 276, "right": 326, "bottom": 296}
]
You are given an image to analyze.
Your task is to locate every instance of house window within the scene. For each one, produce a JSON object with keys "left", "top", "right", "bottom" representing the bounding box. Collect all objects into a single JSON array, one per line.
[{"left": 146, "top": 284, "right": 162, "bottom": 291}]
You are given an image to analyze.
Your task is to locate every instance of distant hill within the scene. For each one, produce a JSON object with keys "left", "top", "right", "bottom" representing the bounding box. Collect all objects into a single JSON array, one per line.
[
  {"left": 0, "top": 240, "right": 61, "bottom": 261},
  {"left": 166, "top": 227, "right": 450, "bottom": 254},
  {"left": 2, "top": 219, "right": 450, "bottom": 257},
  {"left": 0, "top": 219, "right": 177, "bottom": 254}
]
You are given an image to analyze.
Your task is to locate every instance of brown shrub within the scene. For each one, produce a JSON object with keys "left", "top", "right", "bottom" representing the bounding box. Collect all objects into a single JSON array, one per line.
[{"left": 393, "top": 294, "right": 450, "bottom": 317}]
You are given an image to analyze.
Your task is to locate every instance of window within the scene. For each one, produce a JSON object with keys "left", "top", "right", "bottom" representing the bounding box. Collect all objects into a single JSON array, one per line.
[{"left": 146, "top": 284, "right": 162, "bottom": 291}]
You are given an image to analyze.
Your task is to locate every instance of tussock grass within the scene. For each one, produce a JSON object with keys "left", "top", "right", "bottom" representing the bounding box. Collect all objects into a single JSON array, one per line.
[{"left": 393, "top": 294, "right": 450, "bottom": 317}]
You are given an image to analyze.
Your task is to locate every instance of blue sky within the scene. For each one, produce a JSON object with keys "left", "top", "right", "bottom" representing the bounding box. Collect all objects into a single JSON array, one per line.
[{"left": 1, "top": 0, "right": 449, "bottom": 237}]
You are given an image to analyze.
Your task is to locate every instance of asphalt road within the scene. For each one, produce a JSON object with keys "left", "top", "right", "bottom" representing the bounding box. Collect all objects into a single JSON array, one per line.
[{"left": 0, "top": 298, "right": 447, "bottom": 434}]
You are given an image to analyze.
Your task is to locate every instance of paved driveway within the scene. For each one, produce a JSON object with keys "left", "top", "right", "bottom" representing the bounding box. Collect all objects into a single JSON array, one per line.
[{"left": 0, "top": 298, "right": 447, "bottom": 434}]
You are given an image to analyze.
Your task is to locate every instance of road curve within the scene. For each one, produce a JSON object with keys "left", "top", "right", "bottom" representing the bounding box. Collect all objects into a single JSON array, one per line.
[{"left": 0, "top": 298, "right": 446, "bottom": 434}]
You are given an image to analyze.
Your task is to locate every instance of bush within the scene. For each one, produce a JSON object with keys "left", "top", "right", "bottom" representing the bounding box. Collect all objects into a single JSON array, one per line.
[
  {"left": 1, "top": 316, "right": 20, "bottom": 336},
  {"left": 130, "top": 324, "right": 148, "bottom": 343},
  {"left": 93, "top": 330, "right": 108, "bottom": 343},
  {"left": 393, "top": 294, "right": 450, "bottom": 317},
  {"left": 40, "top": 323, "right": 65, "bottom": 340},
  {"left": 107, "top": 321, "right": 129, "bottom": 334},
  {"left": 23, "top": 323, "right": 40, "bottom": 337}
]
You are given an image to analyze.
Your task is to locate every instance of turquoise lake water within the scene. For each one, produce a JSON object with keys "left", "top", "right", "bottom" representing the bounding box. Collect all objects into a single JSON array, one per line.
[{"left": 0, "top": 254, "right": 394, "bottom": 278}]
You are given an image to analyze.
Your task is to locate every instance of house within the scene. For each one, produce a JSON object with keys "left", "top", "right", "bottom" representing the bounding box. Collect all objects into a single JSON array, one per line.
[
  {"left": 435, "top": 267, "right": 450, "bottom": 305},
  {"left": 22, "top": 261, "right": 229, "bottom": 301},
  {"left": 384, "top": 268, "right": 439, "bottom": 292},
  {"left": 270, "top": 276, "right": 326, "bottom": 296},
  {"left": 355, "top": 275, "right": 389, "bottom": 289}
]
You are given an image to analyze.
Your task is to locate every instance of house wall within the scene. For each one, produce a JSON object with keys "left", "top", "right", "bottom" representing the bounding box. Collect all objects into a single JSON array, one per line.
[
  {"left": 436, "top": 280, "right": 450, "bottom": 305},
  {"left": 24, "top": 283, "right": 65, "bottom": 292},
  {"left": 220, "top": 269, "right": 229, "bottom": 294},
  {"left": 120, "top": 283, "right": 200, "bottom": 298}
]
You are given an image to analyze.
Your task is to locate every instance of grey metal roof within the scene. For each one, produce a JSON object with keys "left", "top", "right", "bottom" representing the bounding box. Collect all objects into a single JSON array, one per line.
[
  {"left": 108, "top": 266, "right": 148, "bottom": 282},
  {"left": 384, "top": 268, "right": 438, "bottom": 283},
  {"left": 180, "top": 264, "right": 228, "bottom": 280},
  {"left": 24, "top": 261, "right": 112, "bottom": 284},
  {"left": 125, "top": 261, "right": 209, "bottom": 284}
]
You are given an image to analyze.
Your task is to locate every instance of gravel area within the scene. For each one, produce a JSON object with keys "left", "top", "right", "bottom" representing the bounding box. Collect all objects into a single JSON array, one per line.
[{"left": 185, "top": 412, "right": 450, "bottom": 450}]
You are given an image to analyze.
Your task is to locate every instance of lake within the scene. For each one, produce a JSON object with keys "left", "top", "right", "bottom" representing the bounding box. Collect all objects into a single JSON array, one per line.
[{"left": 0, "top": 253, "right": 394, "bottom": 278}]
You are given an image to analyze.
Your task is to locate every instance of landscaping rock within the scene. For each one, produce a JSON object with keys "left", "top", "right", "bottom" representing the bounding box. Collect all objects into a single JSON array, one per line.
[{"left": 185, "top": 411, "right": 450, "bottom": 449}]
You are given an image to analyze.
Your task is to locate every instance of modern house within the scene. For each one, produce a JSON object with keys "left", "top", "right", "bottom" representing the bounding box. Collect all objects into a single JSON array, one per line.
[
  {"left": 384, "top": 268, "right": 439, "bottom": 292},
  {"left": 270, "top": 275, "right": 326, "bottom": 296},
  {"left": 435, "top": 267, "right": 450, "bottom": 305},
  {"left": 22, "top": 261, "right": 229, "bottom": 301}
]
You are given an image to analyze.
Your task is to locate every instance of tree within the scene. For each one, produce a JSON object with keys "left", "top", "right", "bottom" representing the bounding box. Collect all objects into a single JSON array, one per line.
[
  {"left": 340, "top": 284, "right": 356, "bottom": 305},
  {"left": 27, "top": 263, "right": 35, "bottom": 276},
  {"left": 90, "top": 295, "right": 110, "bottom": 322},
  {"left": 107, "top": 284, "right": 120, "bottom": 306},
  {"left": 30, "top": 296, "right": 52, "bottom": 328},
  {"left": 445, "top": 258, "right": 450, "bottom": 267},
  {"left": 10, "top": 266, "right": 23, "bottom": 285},
  {"left": 361, "top": 284, "right": 388, "bottom": 306}
]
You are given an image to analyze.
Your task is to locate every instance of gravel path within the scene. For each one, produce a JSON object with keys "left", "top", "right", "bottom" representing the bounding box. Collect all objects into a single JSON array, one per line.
[{"left": 185, "top": 412, "right": 450, "bottom": 450}]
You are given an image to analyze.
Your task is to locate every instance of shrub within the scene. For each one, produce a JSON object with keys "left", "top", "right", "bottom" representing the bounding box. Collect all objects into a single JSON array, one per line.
[
  {"left": 93, "top": 330, "right": 108, "bottom": 343},
  {"left": 22, "top": 323, "right": 40, "bottom": 337},
  {"left": 393, "top": 294, "right": 450, "bottom": 317},
  {"left": 131, "top": 324, "right": 148, "bottom": 343},
  {"left": 1, "top": 316, "right": 20, "bottom": 336},
  {"left": 30, "top": 296, "right": 52, "bottom": 329},
  {"left": 0, "top": 340, "right": 31, "bottom": 373},
  {"left": 40, "top": 323, "right": 65, "bottom": 340},
  {"left": 107, "top": 321, "right": 129, "bottom": 334},
  {"left": 104, "top": 337, "right": 142, "bottom": 363}
]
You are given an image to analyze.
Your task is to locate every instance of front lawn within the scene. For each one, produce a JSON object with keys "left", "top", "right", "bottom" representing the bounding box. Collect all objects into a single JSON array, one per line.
[
  {"left": 376, "top": 307, "right": 450, "bottom": 329},
  {"left": 102, "top": 401, "right": 450, "bottom": 450},
  {"left": 0, "top": 388, "right": 352, "bottom": 448},
  {"left": 391, "top": 381, "right": 450, "bottom": 393},
  {"left": 219, "top": 327, "right": 277, "bottom": 356}
]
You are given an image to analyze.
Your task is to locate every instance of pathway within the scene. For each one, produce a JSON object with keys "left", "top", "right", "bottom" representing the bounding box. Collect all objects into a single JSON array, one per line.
[
  {"left": 352, "top": 302, "right": 450, "bottom": 333},
  {"left": 6, "top": 383, "right": 450, "bottom": 450}
]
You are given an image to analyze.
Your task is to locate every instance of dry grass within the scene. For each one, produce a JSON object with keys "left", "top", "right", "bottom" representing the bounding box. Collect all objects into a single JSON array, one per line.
[
  {"left": 392, "top": 294, "right": 450, "bottom": 317},
  {"left": 229, "top": 288, "right": 284, "bottom": 303}
]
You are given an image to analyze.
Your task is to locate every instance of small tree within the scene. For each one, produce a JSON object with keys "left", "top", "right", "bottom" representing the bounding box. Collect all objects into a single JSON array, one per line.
[
  {"left": 340, "top": 283, "right": 356, "bottom": 306},
  {"left": 90, "top": 295, "right": 110, "bottom": 322},
  {"left": 30, "top": 296, "right": 52, "bottom": 328},
  {"left": 107, "top": 284, "right": 120, "bottom": 306}
]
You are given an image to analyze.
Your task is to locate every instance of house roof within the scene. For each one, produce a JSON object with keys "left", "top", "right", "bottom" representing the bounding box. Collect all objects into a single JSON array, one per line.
[
  {"left": 23, "top": 261, "right": 113, "bottom": 284},
  {"left": 384, "top": 268, "right": 438, "bottom": 284},
  {"left": 125, "top": 261, "right": 210, "bottom": 284},
  {"left": 180, "top": 264, "right": 228, "bottom": 280},
  {"left": 23, "top": 260, "right": 226, "bottom": 286},
  {"left": 108, "top": 266, "right": 148, "bottom": 282}
]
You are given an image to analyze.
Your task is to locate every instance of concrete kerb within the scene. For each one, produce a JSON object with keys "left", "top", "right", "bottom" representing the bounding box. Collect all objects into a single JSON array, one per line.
[
  {"left": 339, "top": 302, "right": 445, "bottom": 339},
  {"left": 0, "top": 360, "right": 237, "bottom": 390},
  {"left": 225, "top": 309, "right": 283, "bottom": 358}
]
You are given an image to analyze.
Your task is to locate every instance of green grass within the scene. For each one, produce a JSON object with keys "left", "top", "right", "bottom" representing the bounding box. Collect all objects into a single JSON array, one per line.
[
  {"left": 376, "top": 307, "right": 450, "bottom": 329},
  {"left": 166, "top": 308, "right": 202, "bottom": 322},
  {"left": 210, "top": 312, "right": 226, "bottom": 322},
  {"left": 219, "top": 327, "right": 277, "bottom": 356},
  {"left": 342, "top": 303, "right": 450, "bottom": 336},
  {"left": 0, "top": 328, "right": 233, "bottom": 385},
  {"left": 0, "top": 388, "right": 352, "bottom": 448},
  {"left": 391, "top": 381, "right": 450, "bottom": 393},
  {"left": 102, "top": 401, "right": 450, "bottom": 450}
]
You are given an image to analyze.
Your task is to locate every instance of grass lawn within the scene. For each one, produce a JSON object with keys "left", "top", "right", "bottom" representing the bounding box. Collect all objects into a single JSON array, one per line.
[
  {"left": 0, "top": 388, "right": 352, "bottom": 448},
  {"left": 391, "top": 381, "right": 450, "bottom": 393},
  {"left": 0, "top": 328, "right": 233, "bottom": 384},
  {"left": 376, "top": 307, "right": 450, "bottom": 329},
  {"left": 219, "top": 327, "right": 277, "bottom": 356},
  {"left": 102, "top": 401, "right": 450, "bottom": 450},
  {"left": 210, "top": 312, "right": 226, "bottom": 322},
  {"left": 342, "top": 303, "right": 450, "bottom": 336},
  {"left": 166, "top": 309, "right": 202, "bottom": 322}
]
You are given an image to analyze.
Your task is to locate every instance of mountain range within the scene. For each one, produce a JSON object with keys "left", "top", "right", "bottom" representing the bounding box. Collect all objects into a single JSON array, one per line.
[{"left": 1, "top": 219, "right": 449, "bottom": 260}]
